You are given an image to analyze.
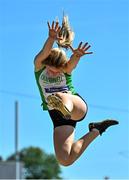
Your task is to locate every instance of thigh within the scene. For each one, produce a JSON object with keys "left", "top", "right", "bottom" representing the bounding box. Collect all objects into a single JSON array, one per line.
[
  {"left": 69, "top": 94, "right": 88, "bottom": 120},
  {"left": 56, "top": 92, "right": 88, "bottom": 120},
  {"left": 53, "top": 125, "right": 75, "bottom": 161}
]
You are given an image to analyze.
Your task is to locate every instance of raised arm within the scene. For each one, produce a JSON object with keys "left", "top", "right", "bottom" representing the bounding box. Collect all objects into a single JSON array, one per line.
[
  {"left": 34, "top": 21, "right": 61, "bottom": 70},
  {"left": 64, "top": 42, "right": 93, "bottom": 74}
]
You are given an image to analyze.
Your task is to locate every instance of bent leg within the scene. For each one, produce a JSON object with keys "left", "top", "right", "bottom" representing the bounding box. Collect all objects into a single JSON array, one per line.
[
  {"left": 54, "top": 125, "right": 99, "bottom": 166},
  {"left": 69, "top": 129, "right": 99, "bottom": 164}
]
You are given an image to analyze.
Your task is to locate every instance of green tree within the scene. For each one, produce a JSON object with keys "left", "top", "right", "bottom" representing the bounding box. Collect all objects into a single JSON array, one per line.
[
  {"left": 0, "top": 156, "right": 3, "bottom": 161},
  {"left": 7, "top": 146, "right": 62, "bottom": 179}
]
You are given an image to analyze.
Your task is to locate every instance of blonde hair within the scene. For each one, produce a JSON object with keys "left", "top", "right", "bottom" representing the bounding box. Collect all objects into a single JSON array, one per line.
[
  {"left": 43, "top": 48, "right": 68, "bottom": 68},
  {"left": 57, "top": 15, "right": 75, "bottom": 49},
  {"left": 43, "top": 15, "right": 74, "bottom": 68}
]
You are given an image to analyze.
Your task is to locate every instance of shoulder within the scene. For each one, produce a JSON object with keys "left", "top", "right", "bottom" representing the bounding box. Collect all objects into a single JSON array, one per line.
[
  {"left": 62, "top": 63, "right": 72, "bottom": 75},
  {"left": 34, "top": 57, "right": 43, "bottom": 72},
  {"left": 34, "top": 64, "right": 46, "bottom": 74}
]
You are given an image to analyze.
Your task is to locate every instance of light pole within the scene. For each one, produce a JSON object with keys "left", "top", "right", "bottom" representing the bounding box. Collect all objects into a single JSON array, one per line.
[{"left": 15, "top": 101, "right": 20, "bottom": 179}]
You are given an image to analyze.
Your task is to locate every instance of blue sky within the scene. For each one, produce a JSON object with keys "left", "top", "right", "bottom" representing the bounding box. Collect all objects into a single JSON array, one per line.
[{"left": 0, "top": 0, "right": 129, "bottom": 179}]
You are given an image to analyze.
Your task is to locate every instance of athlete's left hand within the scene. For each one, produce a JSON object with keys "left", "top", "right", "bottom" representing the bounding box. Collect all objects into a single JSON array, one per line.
[{"left": 68, "top": 42, "right": 93, "bottom": 58}]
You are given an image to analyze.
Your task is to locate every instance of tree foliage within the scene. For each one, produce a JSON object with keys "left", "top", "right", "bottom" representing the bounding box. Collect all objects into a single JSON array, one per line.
[{"left": 7, "top": 146, "right": 62, "bottom": 179}]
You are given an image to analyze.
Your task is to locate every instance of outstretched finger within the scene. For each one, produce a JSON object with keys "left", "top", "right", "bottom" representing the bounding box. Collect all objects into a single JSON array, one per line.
[
  {"left": 84, "top": 45, "right": 91, "bottom": 51},
  {"left": 57, "top": 26, "right": 61, "bottom": 33},
  {"left": 82, "top": 42, "right": 88, "bottom": 49},
  {"left": 47, "top": 21, "right": 51, "bottom": 29},
  {"left": 85, "top": 52, "right": 93, "bottom": 55},
  {"left": 52, "top": 21, "right": 54, "bottom": 29},
  {"left": 78, "top": 42, "right": 83, "bottom": 49},
  {"left": 55, "top": 21, "right": 59, "bottom": 30}
]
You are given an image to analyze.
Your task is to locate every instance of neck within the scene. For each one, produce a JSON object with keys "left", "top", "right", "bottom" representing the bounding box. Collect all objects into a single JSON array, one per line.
[{"left": 46, "top": 69, "right": 60, "bottom": 76}]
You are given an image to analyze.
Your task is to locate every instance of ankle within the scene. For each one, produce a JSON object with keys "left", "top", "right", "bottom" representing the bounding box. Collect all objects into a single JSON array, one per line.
[{"left": 90, "top": 128, "right": 100, "bottom": 135}]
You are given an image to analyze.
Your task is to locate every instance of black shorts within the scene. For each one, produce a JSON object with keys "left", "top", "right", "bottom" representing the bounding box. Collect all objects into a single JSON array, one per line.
[{"left": 48, "top": 94, "right": 88, "bottom": 128}]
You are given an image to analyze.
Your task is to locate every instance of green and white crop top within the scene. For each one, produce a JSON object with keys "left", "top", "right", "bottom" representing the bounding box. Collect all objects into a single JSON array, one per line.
[{"left": 34, "top": 66, "right": 76, "bottom": 110}]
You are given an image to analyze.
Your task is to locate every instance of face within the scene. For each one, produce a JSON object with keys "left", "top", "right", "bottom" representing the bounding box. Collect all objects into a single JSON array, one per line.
[{"left": 46, "top": 65, "right": 62, "bottom": 76}]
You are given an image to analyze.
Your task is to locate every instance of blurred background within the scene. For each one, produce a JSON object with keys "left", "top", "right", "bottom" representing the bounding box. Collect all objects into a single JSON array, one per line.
[{"left": 0, "top": 0, "right": 129, "bottom": 179}]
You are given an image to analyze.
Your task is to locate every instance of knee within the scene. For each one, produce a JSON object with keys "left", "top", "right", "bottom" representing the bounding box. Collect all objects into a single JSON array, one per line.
[
  {"left": 56, "top": 92, "right": 73, "bottom": 111},
  {"left": 56, "top": 153, "right": 74, "bottom": 167},
  {"left": 57, "top": 158, "right": 74, "bottom": 167}
]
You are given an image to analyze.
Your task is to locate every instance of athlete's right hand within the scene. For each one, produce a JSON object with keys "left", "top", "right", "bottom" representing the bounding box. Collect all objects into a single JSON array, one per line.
[{"left": 47, "top": 21, "right": 62, "bottom": 40}]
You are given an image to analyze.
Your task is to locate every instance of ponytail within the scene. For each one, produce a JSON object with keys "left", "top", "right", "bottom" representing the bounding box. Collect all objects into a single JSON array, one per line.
[{"left": 57, "top": 15, "right": 75, "bottom": 49}]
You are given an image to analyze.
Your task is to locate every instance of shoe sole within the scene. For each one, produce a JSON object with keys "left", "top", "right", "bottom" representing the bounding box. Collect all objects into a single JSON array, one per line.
[
  {"left": 89, "top": 120, "right": 118, "bottom": 128},
  {"left": 89, "top": 119, "right": 119, "bottom": 134},
  {"left": 47, "top": 95, "right": 71, "bottom": 119}
]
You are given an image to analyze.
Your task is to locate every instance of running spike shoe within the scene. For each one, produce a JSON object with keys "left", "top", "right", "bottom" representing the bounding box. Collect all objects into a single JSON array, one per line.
[
  {"left": 47, "top": 94, "right": 71, "bottom": 119},
  {"left": 89, "top": 119, "right": 119, "bottom": 135}
]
